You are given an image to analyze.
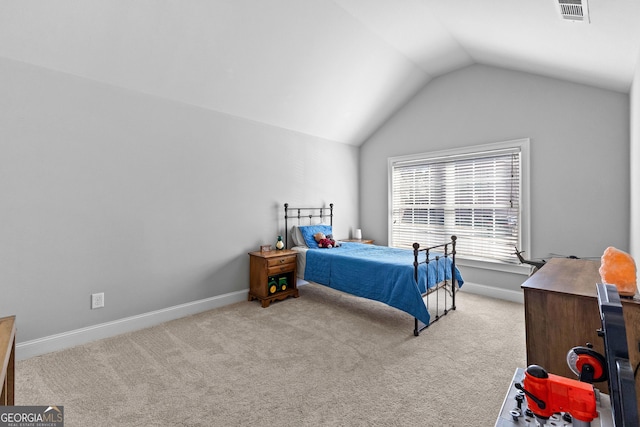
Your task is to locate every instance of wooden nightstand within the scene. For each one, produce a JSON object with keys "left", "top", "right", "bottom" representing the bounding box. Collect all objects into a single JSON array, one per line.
[
  {"left": 341, "top": 238, "right": 374, "bottom": 244},
  {"left": 248, "top": 249, "right": 299, "bottom": 307}
]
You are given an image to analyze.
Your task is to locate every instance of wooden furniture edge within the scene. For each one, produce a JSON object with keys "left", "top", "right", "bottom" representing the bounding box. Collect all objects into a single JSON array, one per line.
[{"left": 0, "top": 315, "right": 16, "bottom": 406}]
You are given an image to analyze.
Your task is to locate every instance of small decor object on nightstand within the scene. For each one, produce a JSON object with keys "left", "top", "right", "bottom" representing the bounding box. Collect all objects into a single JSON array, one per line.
[
  {"left": 354, "top": 228, "right": 362, "bottom": 239},
  {"left": 275, "top": 235, "right": 285, "bottom": 250}
]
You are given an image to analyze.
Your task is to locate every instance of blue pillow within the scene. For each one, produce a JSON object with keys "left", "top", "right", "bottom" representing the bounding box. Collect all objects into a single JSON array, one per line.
[{"left": 298, "top": 224, "right": 333, "bottom": 248}]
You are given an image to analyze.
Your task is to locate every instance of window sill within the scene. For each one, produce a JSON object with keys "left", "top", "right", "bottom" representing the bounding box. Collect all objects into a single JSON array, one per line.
[{"left": 456, "top": 257, "right": 533, "bottom": 275}]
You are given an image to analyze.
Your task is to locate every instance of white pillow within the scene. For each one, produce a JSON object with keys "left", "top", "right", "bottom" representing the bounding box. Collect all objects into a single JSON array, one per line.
[{"left": 291, "top": 226, "right": 305, "bottom": 247}]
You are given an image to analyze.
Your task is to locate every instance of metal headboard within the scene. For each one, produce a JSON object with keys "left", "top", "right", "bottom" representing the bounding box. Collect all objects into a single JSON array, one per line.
[{"left": 284, "top": 203, "right": 333, "bottom": 249}]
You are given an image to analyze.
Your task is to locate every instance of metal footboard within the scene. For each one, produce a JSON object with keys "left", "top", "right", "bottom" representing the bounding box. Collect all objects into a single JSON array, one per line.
[{"left": 413, "top": 235, "right": 458, "bottom": 336}]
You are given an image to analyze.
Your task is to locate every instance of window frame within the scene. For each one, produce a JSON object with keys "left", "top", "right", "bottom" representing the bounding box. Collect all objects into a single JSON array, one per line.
[{"left": 387, "top": 138, "right": 531, "bottom": 275}]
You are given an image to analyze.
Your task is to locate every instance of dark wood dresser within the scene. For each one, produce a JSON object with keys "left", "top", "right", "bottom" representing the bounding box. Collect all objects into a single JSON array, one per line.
[{"left": 522, "top": 258, "right": 640, "bottom": 410}]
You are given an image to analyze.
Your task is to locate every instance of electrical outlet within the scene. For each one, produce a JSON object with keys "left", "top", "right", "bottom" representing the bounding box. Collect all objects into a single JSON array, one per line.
[{"left": 91, "top": 292, "right": 104, "bottom": 309}]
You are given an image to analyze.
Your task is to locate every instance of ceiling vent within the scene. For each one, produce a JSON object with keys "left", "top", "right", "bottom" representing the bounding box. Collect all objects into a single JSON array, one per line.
[{"left": 557, "top": 0, "right": 590, "bottom": 22}]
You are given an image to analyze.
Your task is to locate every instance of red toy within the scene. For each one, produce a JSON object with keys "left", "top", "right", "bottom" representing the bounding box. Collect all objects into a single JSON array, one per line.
[
  {"left": 517, "top": 365, "right": 598, "bottom": 424},
  {"left": 313, "top": 232, "right": 338, "bottom": 248},
  {"left": 318, "top": 238, "right": 334, "bottom": 248}
]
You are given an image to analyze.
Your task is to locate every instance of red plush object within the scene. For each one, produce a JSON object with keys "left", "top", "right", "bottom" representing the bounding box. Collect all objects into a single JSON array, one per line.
[
  {"left": 318, "top": 238, "right": 334, "bottom": 248},
  {"left": 313, "top": 232, "right": 339, "bottom": 248}
]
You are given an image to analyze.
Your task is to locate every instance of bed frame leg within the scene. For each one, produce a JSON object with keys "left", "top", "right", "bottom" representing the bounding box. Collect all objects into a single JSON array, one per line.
[{"left": 414, "top": 318, "right": 430, "bottom": 336}]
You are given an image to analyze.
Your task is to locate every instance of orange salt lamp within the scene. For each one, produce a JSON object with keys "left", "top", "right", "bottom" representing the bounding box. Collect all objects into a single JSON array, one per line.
[{"left": 599, "top": 246, "right": 637, "bottom": 297}]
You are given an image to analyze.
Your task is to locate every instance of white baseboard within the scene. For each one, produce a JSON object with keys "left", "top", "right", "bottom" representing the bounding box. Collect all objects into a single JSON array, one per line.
[
  {"left": 459, "top": 281, "right": 524, "bottom": 304},
  {"left": 17, "top": 284, "right": 521, "bottom": 360},
  {"left": 16, "top": 289, "right": 249, "bottom": 361}
]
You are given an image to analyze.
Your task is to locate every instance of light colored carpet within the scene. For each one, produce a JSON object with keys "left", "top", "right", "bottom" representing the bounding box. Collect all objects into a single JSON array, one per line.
[{"left": 16, "top": 284, "right": 526, "bottom": 426}]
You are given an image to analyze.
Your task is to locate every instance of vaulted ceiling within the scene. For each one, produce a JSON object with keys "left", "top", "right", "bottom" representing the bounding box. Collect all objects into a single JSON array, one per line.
[{"left": 1, "top": 0, "right": 639, "bottom": 145}]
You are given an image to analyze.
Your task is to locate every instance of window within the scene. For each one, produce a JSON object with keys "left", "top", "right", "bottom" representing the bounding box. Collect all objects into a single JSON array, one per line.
[{"left": 388, "top": 139, "right": 529, "bottom": 266}]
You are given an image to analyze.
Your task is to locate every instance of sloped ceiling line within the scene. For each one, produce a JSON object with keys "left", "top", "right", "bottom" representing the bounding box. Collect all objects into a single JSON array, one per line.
[{"left": 1, "top": 0, "right": 638, "bottom": 146}]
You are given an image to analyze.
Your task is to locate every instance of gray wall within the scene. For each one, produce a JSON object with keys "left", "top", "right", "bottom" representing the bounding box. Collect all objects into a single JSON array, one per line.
[
  {"left": 360, "top": 64, "right": 630, "bottom": 291},
  {"left": 0, "top": 58, "right": 359, "bottom": 342}
]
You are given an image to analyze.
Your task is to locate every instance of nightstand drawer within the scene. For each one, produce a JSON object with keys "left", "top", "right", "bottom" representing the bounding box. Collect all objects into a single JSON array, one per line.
[
  {"left": 266, "top": 255, "right": 296, "bottom": 268},
  {"left": 267, "top": 265, "right": 294, "bottom": 276}
]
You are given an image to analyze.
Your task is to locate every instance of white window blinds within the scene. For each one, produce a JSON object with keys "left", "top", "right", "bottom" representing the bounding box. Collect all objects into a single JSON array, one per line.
[{"left": 390, "top": 143, "right": 525, "bottom": 264}]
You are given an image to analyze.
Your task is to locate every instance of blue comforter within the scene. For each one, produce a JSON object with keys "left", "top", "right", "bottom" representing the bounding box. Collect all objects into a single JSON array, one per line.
[{"left": 304, "top": 242, "right": 464, "bottom": 326}]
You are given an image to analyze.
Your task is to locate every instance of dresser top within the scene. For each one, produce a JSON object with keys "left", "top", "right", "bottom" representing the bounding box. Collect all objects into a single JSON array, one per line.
[{"left": 521, "top": 257, "right": 640, "bottom": 303}]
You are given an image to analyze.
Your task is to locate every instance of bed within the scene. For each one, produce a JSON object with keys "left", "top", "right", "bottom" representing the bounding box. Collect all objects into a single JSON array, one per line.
[{"left": 284, "top": 203, "right": 464, "bottom": 335}]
